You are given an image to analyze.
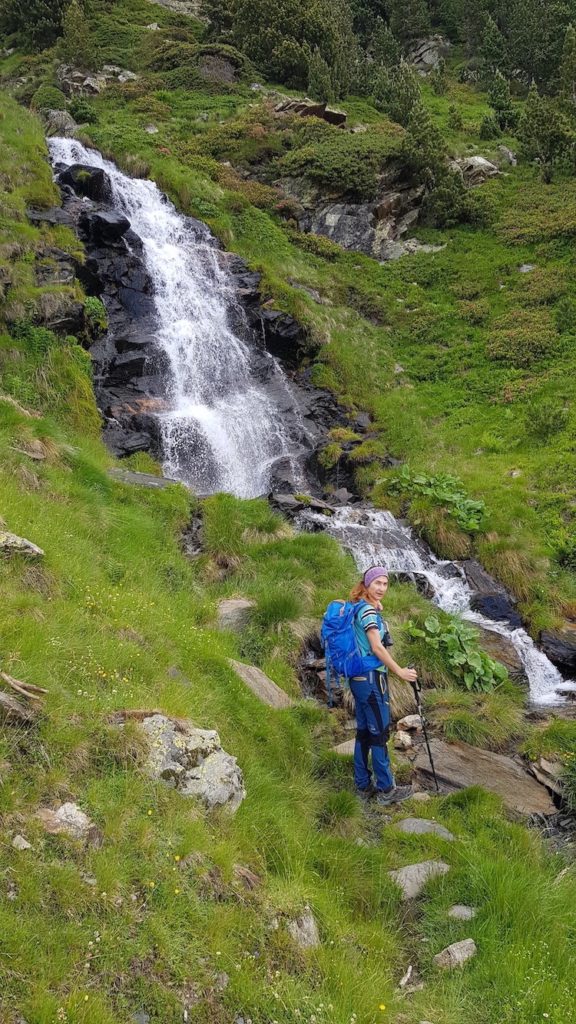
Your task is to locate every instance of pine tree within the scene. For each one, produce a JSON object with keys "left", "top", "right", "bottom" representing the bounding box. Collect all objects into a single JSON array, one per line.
[
  {"left": 559, "top": 23, "right": 576, "bottom": 106},
  {"left": 430, "top": 57, "right": 448, "bottom": 94},
  {"left": 199, "top": 0, "right": 234, "bottom": 40},
  {"left": 371, "top": 17, "right": 400, "bottom": 67},
  {"left": 479, "top": 14, "right": 506, "bottom": 77},
  {"left": 307, "top": 47, "right": 335, "bottom": 102},
  {"left": 372, "top": 58, "right": 420, "bottom": 126},
  {"left": 488, "top": 71, "right": 518, "bottom": 130},
  {"left": 59, "top": 0, "right": 95, "bottom": 68},
  {"left": 0, "top": 0, "right": 67, "bottom": 51},
  {"left": 519, "top": 80, "right": 569, "bottom": 181},
  {"left": 386, "top": 0, "right": 430, "bottom": 45}
]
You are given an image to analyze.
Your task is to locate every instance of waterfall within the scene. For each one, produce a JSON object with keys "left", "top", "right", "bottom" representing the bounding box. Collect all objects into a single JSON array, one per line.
[
  {"left": 48, "top": 138, "right": 305, "bottom": 498},
  {"left": 299, "top": 506, "right": 572, "bottom": 705}
]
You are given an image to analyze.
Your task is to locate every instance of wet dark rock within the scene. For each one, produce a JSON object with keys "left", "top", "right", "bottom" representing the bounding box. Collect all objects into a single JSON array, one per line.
[
  {"left": 260, "top": 309, "right": 312, "bottom": 366},
  {"left": 462, "top": 559, "right": 522, "bottom": 628},
  {"left": 540, "top": 626, "right": 576, "bottom": 672},
  {"left": 58, "top": 163, "right": 112, "bottom": 202},
  {"left": 80, "top": 209, "right": 131, "bottom": 243},
  {"left": 26, "top": 206, "right": 74, "bottom": 228}
]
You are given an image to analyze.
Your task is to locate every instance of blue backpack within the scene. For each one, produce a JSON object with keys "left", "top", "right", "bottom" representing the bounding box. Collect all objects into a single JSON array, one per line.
[{"left": 320, "top": 600, "right": 381, "bottom": 706}]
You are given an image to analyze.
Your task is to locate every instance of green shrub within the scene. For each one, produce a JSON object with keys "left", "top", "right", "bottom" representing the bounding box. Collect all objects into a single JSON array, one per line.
[
  {"left": 406, "top": 614, "right": 508, "bottom": 692},
  {"left": 524, "top": 397, "right": 569, "bottom": 441},
  {"left": 84, "top": 296, "right": 108, "bottom": 335},
  {"left": 479, "top": 113, "right": 501, "bottom": 139},
  {"left": 69, "top": 96, "right": 98, "bottom": 124},
  {"left": 487, "top": 309, "right": 559, "bottom": 368},
  {"left": 30, "top": 84, "right": 67, "bottom": 111},
  {"left": 388, "top": 465, "right": 485, "bottom": 533},
  {"left": 562, "top": 756, "right": 576, "bottom": 811},
  {"left": 447, "top": 104, "right": 464, "bottom": 130}
]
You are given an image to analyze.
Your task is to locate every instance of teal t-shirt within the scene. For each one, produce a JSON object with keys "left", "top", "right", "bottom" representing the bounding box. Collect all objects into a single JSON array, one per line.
[{"left": 353, "top": 600, "right": 393, "bottom": 673}]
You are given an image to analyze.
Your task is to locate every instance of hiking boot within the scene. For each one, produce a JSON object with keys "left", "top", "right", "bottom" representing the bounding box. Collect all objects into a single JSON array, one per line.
[
  {"left": 356, "top": 784, "right": 376, "bottom": 801},
  {"left": 374, "top": 785, "right": 413, "bottom": 806}
]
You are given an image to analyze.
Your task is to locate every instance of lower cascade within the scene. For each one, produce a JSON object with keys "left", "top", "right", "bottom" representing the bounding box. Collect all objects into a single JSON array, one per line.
[
  {"left": 48, "top": 137, "right": 307, "bottom": 497},
  {"left": 299, "top": 506, "right": 573, "bottom": 706}
]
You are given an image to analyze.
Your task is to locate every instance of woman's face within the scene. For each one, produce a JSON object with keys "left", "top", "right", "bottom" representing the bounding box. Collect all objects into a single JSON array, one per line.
[{"left": 366, "top": 576, "right": 388, "bottom": 603}]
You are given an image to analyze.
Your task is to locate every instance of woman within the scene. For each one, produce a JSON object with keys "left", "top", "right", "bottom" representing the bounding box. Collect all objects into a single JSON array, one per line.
[{"left": 349, "top": 565, "right": 418, "bottom": 805}]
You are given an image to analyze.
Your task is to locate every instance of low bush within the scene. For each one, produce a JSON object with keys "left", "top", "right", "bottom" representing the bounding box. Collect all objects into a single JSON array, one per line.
[
  {"left": 30, "top": 84, "right": 67, "bottom": 111},
  {"left": 487, "top": 309, "right": 559, "bottom": 367},
  {"left": 524, "top": 396, "right": 569, "bottom": 440}
]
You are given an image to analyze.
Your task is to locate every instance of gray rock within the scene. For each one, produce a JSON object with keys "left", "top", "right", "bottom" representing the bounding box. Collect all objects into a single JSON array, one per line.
[
  {"left": 397, "top": 714, "right": 422, "bottom": 732},
  {"left": 408, "top": 35, "right": 451, "bottom": 75},
  {"left": 0, "top": 531, "right": 44, "bottom": 559},
  {"left": 433, "top": 938, "right": 477, "bottom": 968},
  {"left": 413, "top": 739, "right": 556, "bottom": 816},
  {"left": 145, "top": 124, "right": 159, "bottom": 134},
  {"left": 332, "top": 739, "right": 355, "bottom": 756},
  {"left": 389, "top": 860, "right": 450, "bottom": 900},
  {"left": 43, "top": 109, "right": 78, "bottom": 137},
  {"left": 287, "top": 907, "right": 320, "bottom": 948},
  {"left": 107, "top": 467, "right": 179, "bottom": 490},
  {"left": 139, "top": 714, "right": 246, "bottom": 813},
  {"left": 519, "top": 263, "right": 536, "bottom": 273},
  {"left": 411, "top": 792, "right": 431, "bottom": 802},
  {"left": 454, "top": 156, "right": 499, "bottom": 188},
  {"left": 35, "top": 802, "right": 103, "bottom": 846},
  {"left": 498, "top": 144, "right": 517, "bottom": 166},
  {"left": 396, "top": 817, "right": 455, "bottom": 841},
  {"left": 132, "top": 1013, "right": 150, "bottom": 1024},
  {"left": 448, "top": 904, "right": 476, "bottom": 921},
  {"left": 12, "top": 834, "right": 33, "bottom": 851},
  {"left": 540, "top": 626, "right": 576, "bottom": 673},
  {"left": 228, "top": 659, "right": 294, "bottom": 709},
  {"left": 146, "top": 22, "right": 160, "bottom": 29},
  {"left": 217, "top": 598, "right": 255, "bottom": 632}
]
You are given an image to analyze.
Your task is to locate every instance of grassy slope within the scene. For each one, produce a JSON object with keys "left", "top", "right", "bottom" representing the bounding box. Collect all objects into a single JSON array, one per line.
[{"left": 0, "top": 19, "right": 576, "bottom": 1024}]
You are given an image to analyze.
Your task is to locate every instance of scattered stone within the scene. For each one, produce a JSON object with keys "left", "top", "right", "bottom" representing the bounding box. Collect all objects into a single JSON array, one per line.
[
  {"left": 556, "top": 682, "right": 576, "bottom": 700},
  {"left": 12, "top": 834, "right": 32, "bottom": 851},
  {"left": 332, "top": 739, "right": 355, "bottom": 756},
  {"left": 80, "top": 871, "right": 98, "bottom": 886},
  {"left": 137, "top": 713, "right": 246, "bottom": 813},
  {"left": 146, "top": 22, "right": 160, "bottom": 29},
  {"left": 395, "top": 817, "right": 455, "bottom": 841},
  {"left": 217, "top": 598, "right": 256, "bottom": 632},
  {"left": 397, "top": 714, "right": 423, "bottom": 732},
  {"left": 448, "top": 904, "right": 477, "bottom": 921},
  {"left": 145, "top": 124, "right": 159, "bottom": 134},
  {"left": 287, "top": 907, "right": 320, "bottom": 948},
  {"left": 388, "top": 860, "right": 450, "bottom": 900},
  {"left": 394, "top": 363, "right": 405, "bottom": 374},
  {"left": 497, "top": 144, "right": 517, "bottom": 166},
  {"left": 414, "top": 739, "right": 556, "bottom": 816},
  {"left": 35, "top": 801, "right": 103, "bottom": 846},
  {"left": 228, "top": 659, "right": 294, "bottom": 709},
  {"left": 394, "top": 730, "right": 413, "bottom": 751},
  {"left": 0, "top": 531, "right": 44, "bottom": 559},
  {"left": 433, "top": 938, "right": 477, "bottom": 969},
  {"left": 398, "top": 964, "right": 414, "bottom": 988},
  {"left": 411, "top": 791, "right": 431, "bottom": 802},
  {"left": 519, "top": 263, "right": 536, "bottom": 273},
  {"left": 132, "top": 1013, "right": 151, "bottom": 1024}
]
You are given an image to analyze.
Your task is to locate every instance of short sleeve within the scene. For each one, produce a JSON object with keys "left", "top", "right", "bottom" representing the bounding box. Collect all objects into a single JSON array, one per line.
[{"left": 358, "top": 605, "right": 381, "bottom": 633}]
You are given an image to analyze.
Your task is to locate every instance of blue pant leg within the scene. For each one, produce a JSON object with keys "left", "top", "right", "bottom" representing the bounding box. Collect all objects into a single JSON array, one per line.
[
  {"left": 364, "top": 674, "right": 395, "bottom": 792},
  {"left": 349, "top": 678, "right": 372, "bottom": 790}
]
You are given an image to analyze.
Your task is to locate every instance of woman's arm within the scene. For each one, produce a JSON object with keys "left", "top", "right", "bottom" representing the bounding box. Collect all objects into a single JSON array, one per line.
[{"left": 367, "top": 629, "right": 418, "bottom": 683}]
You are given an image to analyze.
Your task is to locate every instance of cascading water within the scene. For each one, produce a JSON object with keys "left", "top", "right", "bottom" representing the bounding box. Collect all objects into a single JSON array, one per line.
[
  {"left": 299, "top": 505, "right": 572, "bottom": 706},
  {"left": 48, "top": 137, "right": 306, "bottom": 497}
]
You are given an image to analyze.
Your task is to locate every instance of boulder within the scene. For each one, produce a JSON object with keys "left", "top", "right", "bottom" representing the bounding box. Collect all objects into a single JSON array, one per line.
[
  {"left": 228, "top": 659, "right": 294, "bottom": 709},
  {"left": 448, "top": 904, "right": 476, "bottom": 921},
  {"left": 274, "top": 96, "right": 346, "bottom": 126},
  {"left": 58, "top": 164, "right": 112, "bottom": 202},
  {"left": 455, "top": 156, "right": 499, "bottom": 188},
  {"left": 498, "top": 145, "right": 517, "bottom": 166},
  {"left": 389, "top": 860, "right": 450, "bottom": 900},
  {"left": 35, "top": 801, "right": 103, "bottom": 846},
  {"left": 414, "top": 739, "right": 556, "bottom": 816},
  {"left": 407, "top": 35, "right": 451, "bottom": 75},
  {"left": 395, "top": 817, "right": 455, "bottom": 841},
  {"left": 0, "top": 531, "right": 44, "bottom": 558},
  {"left": 217, "top": 598, "right": 255, "bottom": 632},
  {"left": 287, "top": 907, "right": 320, "bottom": 948},
  {"left": 42, "top": 109, "right": 78, "bottom": 137},
  {"left": 462, "top": 560, "right": 521, "bottom": 628},
  {"left": 398, "top": 714, "right": 423, "bottom": 732},
  {"left": 80, "top": 210, "right": 131, "bottom": 243},
  {"left": 260, "top": 309, "right": 311, "bottom": 366},
  {"left": 138, "top": 714, "right": 246, "bottom": 813},
  {"left": 433, "top": 938, "right": 477, "bottom": 969},
  {"left": 540, "top": 626, "right": 576, "bottom": 672}
]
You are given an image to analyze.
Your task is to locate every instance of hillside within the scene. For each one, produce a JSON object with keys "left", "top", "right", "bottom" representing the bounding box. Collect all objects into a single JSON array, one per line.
[{"left": 1, "top": 1, "right": 576, "bottom": 1022}]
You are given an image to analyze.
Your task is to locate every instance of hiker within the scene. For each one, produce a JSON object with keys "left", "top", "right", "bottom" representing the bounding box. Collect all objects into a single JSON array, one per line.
[{"left": 349, "top": 566, "right": 417, "bottom": 805}]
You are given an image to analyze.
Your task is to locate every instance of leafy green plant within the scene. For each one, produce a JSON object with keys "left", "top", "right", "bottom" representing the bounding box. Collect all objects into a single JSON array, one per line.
[
  {"left": 388, "top": 465, "right": 485, "bottom": 532},
  {"left": 84, "top": 296, "right": 108, "bottom": 334},
  {"left": 406, "top": 614, "right": 508, "bottom": 692}
]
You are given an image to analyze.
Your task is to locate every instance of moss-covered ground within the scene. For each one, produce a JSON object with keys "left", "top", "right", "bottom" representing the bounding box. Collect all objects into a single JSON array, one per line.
[{"left": 1, "top": 8, "right": 576, "bottom": 1022}]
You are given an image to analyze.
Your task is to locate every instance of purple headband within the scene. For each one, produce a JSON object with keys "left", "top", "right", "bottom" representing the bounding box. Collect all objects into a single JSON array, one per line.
[{"left": 363, "top": 566, "right": 389, "bottom": 588}]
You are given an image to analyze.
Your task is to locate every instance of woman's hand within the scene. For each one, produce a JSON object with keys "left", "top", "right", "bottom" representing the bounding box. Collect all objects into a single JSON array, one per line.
[{"left": 398, "top": 666, "right": 418, "bottom": 683}]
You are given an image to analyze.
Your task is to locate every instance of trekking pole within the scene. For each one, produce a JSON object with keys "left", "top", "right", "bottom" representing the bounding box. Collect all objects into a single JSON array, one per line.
[{"left": 409, "top": 669, "right": 440, "bottom": 792}]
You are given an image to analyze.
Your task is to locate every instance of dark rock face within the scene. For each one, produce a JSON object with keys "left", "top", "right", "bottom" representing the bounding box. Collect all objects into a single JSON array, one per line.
[
  {"left": 80, "top": 210, "right": 131, "bottom": 243},
  {"left": 462, "top": 559, "right": 522, "bottom": 628},
  {"left": 540, "top": 627, "right": 576, "bottom": 672},
  {"left": 58, "top": 164, "right": 112, "bottom": 203}
]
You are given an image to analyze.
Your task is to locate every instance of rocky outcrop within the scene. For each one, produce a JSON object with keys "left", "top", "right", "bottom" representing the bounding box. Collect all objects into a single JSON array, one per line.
[
  {"left": 414, "top": 739, "right": 556, "bottom": 816},
  {"left": 475, "top": 625, "right": 526, "bottom": 684},
  {"left": 540, "top": 625, "right": 576, "bottom": 672},
  {"left": 274, "top": 96, "right": 346, "bottom": 126},
  {"left": 407, "top": 35, "right": 451, "bottom": 76},
  {"left": 453, "top": 156, "right": 499, "bottom": 188},
  {"left": 57, "top": 64, "right": 139, "bottom": 97},
  {"left": 448, "top": 904, "right": 476, "bottom": 920},
  {"left": 135, "top": 713, "right": 246, "bottom": 813},
  {"left": 287, "top": 907, "right": 321, "bottom": 948},
  {"left": 42, "top": 109, "right": 79, "bottom": 137},
  {"left": 0, "top": 531, "right": 44, "bottom": 558}
]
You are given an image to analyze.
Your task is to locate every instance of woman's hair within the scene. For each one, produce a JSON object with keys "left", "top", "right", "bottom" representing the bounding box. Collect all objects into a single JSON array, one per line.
[{"left": 350, "top": 580, "right": 369, "bottom": 603}]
